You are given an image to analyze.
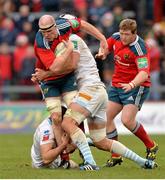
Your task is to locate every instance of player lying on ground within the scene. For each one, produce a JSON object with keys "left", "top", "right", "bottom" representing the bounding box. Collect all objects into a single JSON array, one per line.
[{"left": 31, "top": 116, "right": 78, "bottom": 169}]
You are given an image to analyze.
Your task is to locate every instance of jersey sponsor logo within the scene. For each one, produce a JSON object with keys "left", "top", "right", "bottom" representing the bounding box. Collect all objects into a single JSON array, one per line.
[
  {"left": 127, "top": 96, "right": 134, "bottom": 101},
  {"left": 42, "top": 130, "right": 50, "bottom": 141},
  {"left": 70, "top": 19, "right": 79, "bottom": 28},
  {"left": 72, "top": 40, "right": 78, "bottom": 50},
  {"left": 137, "top": 57, "right": 148, "bottom": 68},
  {"left": 124, "top": 54, "right": 130, "bottom": 60},
  {"left": 115, "top": 55, "right": 130, "bottom": 66}
]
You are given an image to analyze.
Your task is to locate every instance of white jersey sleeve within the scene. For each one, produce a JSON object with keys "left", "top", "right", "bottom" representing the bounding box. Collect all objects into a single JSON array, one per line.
[
  {"left": 69, "top": 34, "right": 80, "bottom": 53},
  {"left": 69, "top": 34, "right": 104, "bottom": 89},
  {"left": 39, "top": 121, "right": 54, "bottom": 145},
  {"left": 31, "top": 118, "right": 58, "bottom": 168}
]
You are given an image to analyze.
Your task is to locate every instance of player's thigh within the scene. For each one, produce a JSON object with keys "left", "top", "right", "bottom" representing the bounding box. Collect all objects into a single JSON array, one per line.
[
  {"left": 45, "top": 97, "right": 62, "bottom": 114},
  {"left": 40, "top": 81, "right": 61, "bottom": 99},
  {"left": 121, "top": 104, "right": 138, "bottom": 123},
  {"left": 88, "top": 119, "right": 106, "bottom": 142},
  {"left": 107, "top": 100, "right": 123, "bottom": 121},
  {"left": 62, "top": 90, "right": 77, "bottom": 107},
  {"left": 62, "top": 72, "right": 77, "bottom": 93},
  {"left": 62, "top": 102, "right": 90, "bottom": 133},
  {"left": 107, "top": 86, "right": 121, "bottom": 104},
  {"left": 74, "top": 85, "right": 108, "bottom": 117}
]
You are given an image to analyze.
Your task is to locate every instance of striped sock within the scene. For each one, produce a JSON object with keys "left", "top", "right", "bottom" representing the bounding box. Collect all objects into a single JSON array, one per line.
[
  {"left": 71, "top": 128, "right": 96, "bottom": 165},
  {"left": 124, "top": 149, "right": 146, "bottom": 167},
  {"left": 111, "top": 140, "right": 146, "bottom": 167}
]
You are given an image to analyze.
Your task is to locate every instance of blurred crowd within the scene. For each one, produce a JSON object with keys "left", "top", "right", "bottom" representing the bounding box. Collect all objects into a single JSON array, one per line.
[{"left": 0, "top": 0, "right": 165, "bottom": 101}]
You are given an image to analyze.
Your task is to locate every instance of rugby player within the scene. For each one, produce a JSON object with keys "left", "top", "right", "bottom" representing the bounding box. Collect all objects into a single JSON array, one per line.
[{"left": 96, "top": 18, "right": 158, "bottom": 167}]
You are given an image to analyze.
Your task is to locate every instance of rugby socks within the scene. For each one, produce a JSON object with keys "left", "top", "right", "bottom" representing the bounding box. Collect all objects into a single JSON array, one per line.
[
  {"left": 71, "top": 128, "right": 96, "bottom": 165},
  {"left": 132, "top": 122, "right": 154, "bottom": 148},
  {"left": 111, "top": 140, "right": 146, "bottom": 167},
  {"left": 107, "top": 129, "right": 120, "bottom": 158}
]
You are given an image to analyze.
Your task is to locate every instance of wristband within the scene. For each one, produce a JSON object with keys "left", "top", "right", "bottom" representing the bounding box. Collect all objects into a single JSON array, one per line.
[
  {"left": 129, "top": 81, "right": 136, "bottom": 89},
  {"left": 131, "top": 81, "right": 136, "bottom": 87}
]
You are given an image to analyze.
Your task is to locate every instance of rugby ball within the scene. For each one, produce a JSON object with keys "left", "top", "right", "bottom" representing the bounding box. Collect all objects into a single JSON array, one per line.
[{"left": 55, "top": 42, "right": 67, "bottom": 57}]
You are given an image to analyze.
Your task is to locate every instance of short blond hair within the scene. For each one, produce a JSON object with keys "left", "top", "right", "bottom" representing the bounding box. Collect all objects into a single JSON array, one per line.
[{"left": 119, "top": 19, "right": 137, "bottom": 34}]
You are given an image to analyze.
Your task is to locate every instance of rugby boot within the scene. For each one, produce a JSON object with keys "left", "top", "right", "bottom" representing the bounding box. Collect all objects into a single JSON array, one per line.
[
  {"left": 146, "top": 142, "right": 158, "bottom": 160},
  {"left": 105, "top": 156, "right": 123, "bottom": 167},
  {"left": 142, "top": 159, "right": 158, "bottom": 169},
  {"left": 79, "top": 162, "right": 100, "bottom": 171}
]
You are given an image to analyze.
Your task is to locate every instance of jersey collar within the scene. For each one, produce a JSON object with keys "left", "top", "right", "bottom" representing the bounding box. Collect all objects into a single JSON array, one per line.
[{"left": 129, "top": 35, "right": 139, "bottom": 46}]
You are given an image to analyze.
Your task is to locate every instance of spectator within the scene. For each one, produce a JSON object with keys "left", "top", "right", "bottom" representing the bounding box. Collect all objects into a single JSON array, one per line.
[
  {"left": 22, "top": 21, "right": 36, "bottom": 44},
  {"left": 0, "top": 42, "right": 12, "bottom": 101},
  {"left": 146, "top": 38, "right": 161, "bottom": 100},
  {"left": 88, "top": 0, "right": 108, "bottom": 26},
  {"left": 73, "top": 0, "right": 87, "bottom": 20},
  {"left": 14, "top": 5, "right": 35, "bottom": 32},
  {"left": 31, "top": 0, "right": 42, "bottom": 12},
  {"left": 0, "top": 17, "right": 19, "bottom": 45},
  {"left": 100, "top": 12, "right": 115, "bottom": 38},
  {"left": 112, "top": 4, "right": 124, "bottom": 32},
  {"left": 13, "top": 34, "right": 29, "bottom": 83},
  {"left": 20, "top": 45, "right": 36, "bottom": 85},
  {"left": 42, "top": 0, "right": 60, "bottom": 11}
]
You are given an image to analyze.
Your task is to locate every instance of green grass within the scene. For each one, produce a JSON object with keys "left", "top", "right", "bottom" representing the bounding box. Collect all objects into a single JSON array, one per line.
[{"left": 0, "top": 134, "right": 164, "bottom": 179}]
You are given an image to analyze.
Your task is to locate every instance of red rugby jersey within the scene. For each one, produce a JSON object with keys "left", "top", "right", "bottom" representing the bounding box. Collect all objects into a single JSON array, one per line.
[
  {"left": 34, "top": 16, "right": 81, "bottom": 81},
  {"left": 107, "top": 32, "right": 151, "bottom": 87}
]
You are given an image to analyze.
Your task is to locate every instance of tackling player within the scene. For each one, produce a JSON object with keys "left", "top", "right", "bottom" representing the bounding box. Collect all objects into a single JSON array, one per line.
[{"left": 32, "top": 14, "right": 108, "bottom": 162}]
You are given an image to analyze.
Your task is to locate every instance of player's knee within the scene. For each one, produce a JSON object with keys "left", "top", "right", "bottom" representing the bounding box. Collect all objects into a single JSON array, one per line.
[
  {"left": 121, "top": 118, "right": 132, "bottom": 128},
  {"left": 45, "top": 97, "right": 61, "bottom": 114},
  {"left": 63, "top": 91, "right": 77, "bottom": 106},
  {"left": 89, "top": 128, "right": 106, "bottom": 145},
  {"left": 51, "top": 112, "right": 62, "bottom": 125},
  {"left": 63, "top": 108, "right": 86, "bottom": 125}
]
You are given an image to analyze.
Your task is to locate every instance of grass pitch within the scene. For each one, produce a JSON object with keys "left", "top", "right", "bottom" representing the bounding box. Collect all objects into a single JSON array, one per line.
[{"left": 0, "top": 134, "right": 164, "bottom": 179}]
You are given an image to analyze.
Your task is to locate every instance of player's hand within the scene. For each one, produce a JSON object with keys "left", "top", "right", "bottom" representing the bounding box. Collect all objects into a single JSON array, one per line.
[
  {"left": 31, "top": 73, "right": 39, "bottom": 83},
  {"left": 95, "top": 42, "right": 108, "bottom": 60},
  {"left": 118, "top": 83, "right": 132, "bottom": 92},
  {"left": 61, "top": 133, "right": 69, "bottom": 146},
  {"left": 62, "top": 40, "right": 73, "bottom": 51},
  {"left": 35, "top": 68, "right": 48, "bottom": 81},
  {"left": 95, "top": 48, "right": 105, "bottom": 60}
]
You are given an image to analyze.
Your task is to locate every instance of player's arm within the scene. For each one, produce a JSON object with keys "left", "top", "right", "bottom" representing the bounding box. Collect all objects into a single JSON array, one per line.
[
  {"left": 80, "top": 20, "right": 108, "bottom": 59},
  {"left": 119, "top": 71, "right": 149, "bottom": 93},
  {"left": 41, "top": 134, "right": 69, "bottom": 165},
  {"left": 95, "top": 34, "right": 115, "bottom": 59},
  {"left": 129, "top": 71, "right": 148, "bottom": 87},
  {"left": 34, "top": 51, "right": 79, "bottom": 81},
  {"left": 49, "top": 41, "right": 78, "bottom": 74},
  {"left": 120, "top": 55, "right": 150, "bottom": 92},
  {"left": 63, "top": 14, "right": 108, "bottom": 53}
]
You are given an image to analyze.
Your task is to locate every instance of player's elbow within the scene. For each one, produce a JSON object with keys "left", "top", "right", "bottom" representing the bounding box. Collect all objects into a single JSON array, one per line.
[
  {"left": 142, "top": 71, "right": 149, "bottom": 80},
  {"left": 49, "top": 64, "right": 60, "bottom": 75},
  {"left": 42, "top": 157, "right": 52, "bottom": 165}
]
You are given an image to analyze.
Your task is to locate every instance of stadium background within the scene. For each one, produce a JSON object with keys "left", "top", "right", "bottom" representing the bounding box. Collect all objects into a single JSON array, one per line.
[
  {"left": 0, "top": 0, "right": 165, "bottom": 134},
  {"left": 0, "top": 0, "right": 165, "bottom": 179}
]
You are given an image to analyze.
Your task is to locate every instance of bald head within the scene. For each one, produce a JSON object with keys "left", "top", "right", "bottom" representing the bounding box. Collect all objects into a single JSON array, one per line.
[{"left": 38, "top": 15, "right": 56, "bottom": 30}]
